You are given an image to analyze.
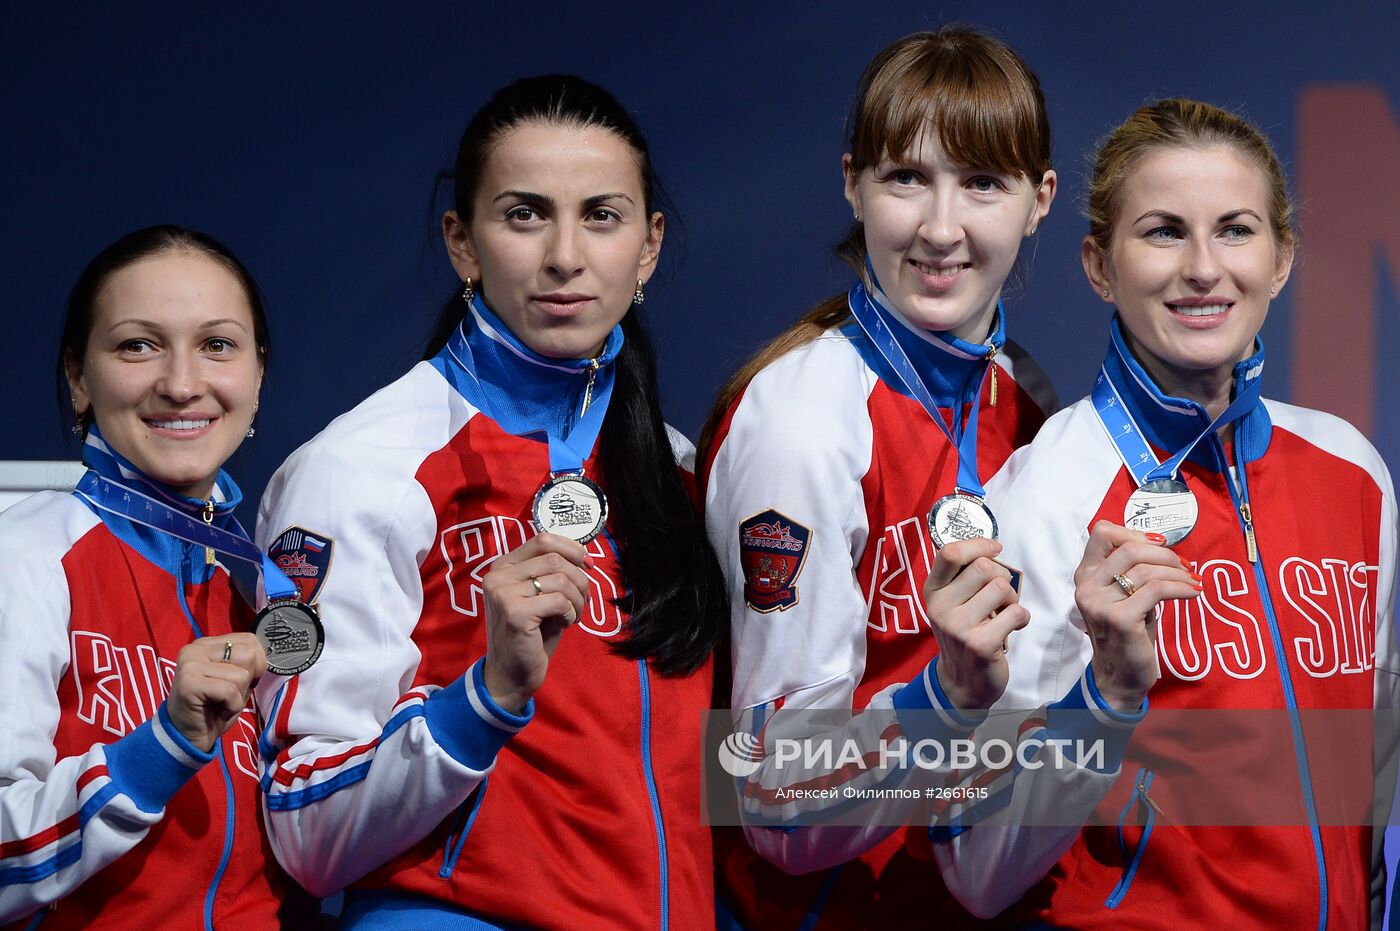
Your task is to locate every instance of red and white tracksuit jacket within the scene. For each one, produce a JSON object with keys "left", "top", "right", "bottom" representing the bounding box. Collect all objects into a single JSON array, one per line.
[
  {"left": 254, "top": 303, "right": 714, "bottom": 929},
  {"left": 975, "top": 322, "right": 1399, "bottom": 930},
  {"left": 0, "top": 438, "right": 303, "bottom": 930},
  {"left": 702, "top": 293, "right": 1058, "bottom": 930}
]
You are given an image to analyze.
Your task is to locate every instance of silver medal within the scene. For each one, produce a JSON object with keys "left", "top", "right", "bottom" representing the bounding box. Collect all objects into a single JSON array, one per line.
[
  {"left": 927, "top": 492, "right": 998, "bottom": 547},
  {"left": 253, "top": 600, "right": 325, "bottom": 676},
  {"left": 1123, "top": 477, "right": 1198, "bottom": 546},
  {"left": 532, "top": 473, "right": 608, "bottom": 544}
]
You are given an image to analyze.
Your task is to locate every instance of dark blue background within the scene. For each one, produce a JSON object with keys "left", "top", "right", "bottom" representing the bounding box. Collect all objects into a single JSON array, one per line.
[{"left": 7, "top": 3, "right": 1397, "bottom": 505}]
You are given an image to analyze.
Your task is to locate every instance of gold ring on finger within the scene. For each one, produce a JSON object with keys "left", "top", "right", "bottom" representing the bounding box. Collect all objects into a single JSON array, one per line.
[
  {"left": 1113, "top": 573, "right": 1137, "bottom": 597},
  {"left": 529, "top": 575, "right": 543, "bottom": 596},
  {"left": 222, "top": 640, "right": 234, "bottom": 663}
]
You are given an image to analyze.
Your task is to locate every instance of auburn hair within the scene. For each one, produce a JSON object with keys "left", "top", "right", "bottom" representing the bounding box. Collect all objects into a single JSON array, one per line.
[{"left": 699, "top": 26, "right": 1052, "bottom": 459}]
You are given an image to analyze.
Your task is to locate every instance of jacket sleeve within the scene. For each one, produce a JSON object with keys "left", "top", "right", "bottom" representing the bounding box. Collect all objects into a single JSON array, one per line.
[
  {"left": 706, "top": 346, "right": 978, "bottom": 875},
  {"left": 254, "top": 434, "right": 529, "bottom": 897},
  {"left": 0, "top": 501, "right": 210, "bottom": 922}
]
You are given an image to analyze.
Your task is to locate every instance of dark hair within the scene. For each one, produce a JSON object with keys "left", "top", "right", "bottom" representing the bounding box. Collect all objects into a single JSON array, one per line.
[
  {"left": 423, "top": 75, "right": 726, "bottom": 677},
  {"left": 57, "top": 224, "right": 270, "bottom": 437},
  {"left": 699, "top": 26, "right": 1052, "bottom": 458}
]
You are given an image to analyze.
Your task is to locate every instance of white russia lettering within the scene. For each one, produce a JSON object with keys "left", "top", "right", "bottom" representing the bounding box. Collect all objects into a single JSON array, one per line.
[
  {"left": 70, "top": 630, "right": 259, "bottom": 777},
  {"left": 439, "top": 515, "right": 623, "bottom": 637},
  {"left": 1156, "top": 557, "right": 1375, "bottom": 681}
]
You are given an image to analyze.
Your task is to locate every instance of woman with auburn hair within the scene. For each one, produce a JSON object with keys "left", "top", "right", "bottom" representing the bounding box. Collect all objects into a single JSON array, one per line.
[
  {"left": 701, "top": 26, "right": 1070, "bottom": 928},
  {"left": 938, "top": 98, "right": 1398, "bottom": 927},
  {"left": 252, "top": 75, "right": 728, "bottom": 929}
]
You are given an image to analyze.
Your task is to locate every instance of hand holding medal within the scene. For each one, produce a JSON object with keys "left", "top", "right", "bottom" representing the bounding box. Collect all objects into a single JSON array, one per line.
[
  {"left": 479, "top": 533, "right": 591, "bottom": 715},
  {"left": 166, "top": 632, "right": 268, "bottom": 752},
  {"left": 921, "top": 538, "right": 1029, "bottom": 711},
  {"left": 1072, "top": 521, "right": 1202, "bottom": 712}
]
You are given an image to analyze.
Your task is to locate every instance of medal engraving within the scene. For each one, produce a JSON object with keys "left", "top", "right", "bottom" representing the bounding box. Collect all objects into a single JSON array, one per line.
[
  {"left": 1124, "top": 478, "right": 1198, "bottom": 546},
  {"left": 253, "top": 600, "right": 324, "bottom": 676},
  {"left": 532, "top": 474, "right": 608, "bottom": 544},
  {"left": 927, "top": 492, "right": 998, "bottom": 547}
]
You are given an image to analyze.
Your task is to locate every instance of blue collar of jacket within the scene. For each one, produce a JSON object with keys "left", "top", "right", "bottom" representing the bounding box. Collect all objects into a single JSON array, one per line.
[
  {"left": 840, "top": 279, "right": 1005, "bottom": 409},
  {"left": 430, "top": 296, "right": 624, "bottom": 440},
  {"left": 75, "top": 426, "right": 242, "bottom": 582},
  {"left": 1102, "top": 315, "right": 1272, "bottom": 472}
]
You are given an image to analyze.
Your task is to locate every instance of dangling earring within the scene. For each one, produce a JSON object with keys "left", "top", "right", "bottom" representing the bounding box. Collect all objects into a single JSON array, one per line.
[
  {"left": 633, "top": 279, "right": 646, "bottom": 305},
  {"left": 71, "top": 406, "right": 85, "bottom": 438},
  {"left": 246, "top": 424, "right": 257, "bottom": 438},
  {"left": 461, "top": 276, "right": 475, "bottom": 303}
]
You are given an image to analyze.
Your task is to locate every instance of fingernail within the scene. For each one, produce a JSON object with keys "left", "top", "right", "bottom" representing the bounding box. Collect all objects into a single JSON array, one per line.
[
  {"left": 1189, "top": 571, "right": 1202, "bottom": 582},
  {"left": 1146, "top": 532, "right": 1168, "bottom": 544},
  {"left": 1191, "top": 582, "right": 1204, "bottom": 591}
]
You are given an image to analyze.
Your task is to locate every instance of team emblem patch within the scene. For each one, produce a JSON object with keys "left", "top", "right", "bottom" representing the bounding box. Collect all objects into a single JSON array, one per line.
[
  {"left": 268, "top": 526, "right": 334, "bottom": 605},
  {"left": 739, "top": 509, "right": 812, "bottom": 613}
]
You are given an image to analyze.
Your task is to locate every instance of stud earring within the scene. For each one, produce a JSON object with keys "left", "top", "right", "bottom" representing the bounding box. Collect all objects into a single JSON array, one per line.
[
  {"left": 1269, "top": 286, "right": 1276, "bottom": 296},
  {"left": 461, "top": 276, "right": 474, "bottom": 303},
  {"left": 633, "top": 279, "right": 646, "bottom": 305},
  {"left": 246, "top": 424, "right": 257, "bottom": 438},
  {"left": 1102, "top": 289, "right": 1111, "bottom": 298}
]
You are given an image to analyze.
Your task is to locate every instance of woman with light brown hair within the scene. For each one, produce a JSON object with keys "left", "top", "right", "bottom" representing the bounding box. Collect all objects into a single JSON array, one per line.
[
  {"left": 948, "top": 97, "right": 1399, "bottom": 927},
  {"left": 700, "top": 25, "right": 1061, "bottom": 928}
]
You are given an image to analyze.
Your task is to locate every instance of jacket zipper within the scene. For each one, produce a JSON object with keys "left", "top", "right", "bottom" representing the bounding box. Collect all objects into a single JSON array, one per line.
[
  {"left": 580, "top": 357, "right": 602, "bottom": 417},
  {"left": 984, "top": 341, "right": 998, "bottom": 407},
  {"left": 438, "top": 780, "right": 490, "bottom": 880},
  {"left": 176, "top": 551, "right": 234, "bottom": 931},
  {"left": 1105, "top": 767, "right": 1159, "bottom": 908},
  {"left": 638, "top": 659, "right": 669, "bottom": 931},
  {"left": 1226, "top": 449, "right": 1329, "bottom": 930}
]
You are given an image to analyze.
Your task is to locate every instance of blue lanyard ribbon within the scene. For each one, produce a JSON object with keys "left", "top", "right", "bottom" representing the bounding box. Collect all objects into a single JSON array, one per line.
[
  {"left": 1091, "top": 360, "right": 1262, "bottom": 486},
  {"left": 443, "top": 297, "right": 617, "bottom": 475},
  {"left": 74, "top": 471, "right": 298, "bottom": 601},
  {"left": 846, "top": 268, "right": 997, "bottom": 497}
]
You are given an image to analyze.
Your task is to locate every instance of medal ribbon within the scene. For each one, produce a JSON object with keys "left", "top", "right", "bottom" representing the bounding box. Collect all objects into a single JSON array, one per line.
[
  {"left": 443, "top": 295, "right": 618, "bottom": 476},
  {"left": 74, "top": 461, "right": 298, "bottom": 601},
  {"left": 847, "top": 264, "right": 996, "bottom": 497},
  {"left": 1091, "top": 357, "right": 1262, "bottom": 487}
]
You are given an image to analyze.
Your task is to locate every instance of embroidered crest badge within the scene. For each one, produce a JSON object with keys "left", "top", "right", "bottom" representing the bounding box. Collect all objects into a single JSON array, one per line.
[
  {"left": 739, "top": 509, "right": 812, "bottom": 613},
  {"left": 267, "top": 526, "right": 334, "bottom": 605}
]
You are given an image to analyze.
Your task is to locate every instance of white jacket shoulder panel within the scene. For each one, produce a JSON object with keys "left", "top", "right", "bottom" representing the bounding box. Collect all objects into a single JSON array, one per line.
[
  {"left": 706, "top": 333, "right": 878, "bottom": 712},
  {"left": 987, "top": 398, "right": 1124, "bottom": 709}
]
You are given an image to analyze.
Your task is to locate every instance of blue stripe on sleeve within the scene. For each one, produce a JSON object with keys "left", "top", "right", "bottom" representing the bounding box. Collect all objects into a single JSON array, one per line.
[
  {"left": 104, "top": 713, "right": 209, "bottom": 813},
  {"left": 263, "top": 704, "right": 426, "bottom": 811}
]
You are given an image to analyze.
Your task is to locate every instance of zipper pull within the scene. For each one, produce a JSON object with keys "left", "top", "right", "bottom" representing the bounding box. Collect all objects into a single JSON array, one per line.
[
  {"left": 580, "top": 357, "right": 601, "bottom": 416},
  {"left": 1238, "top": 501, "right": 1258, "bottom": 563},
  {"left": 985, "top": 343, "right": 998, "bottom": 407},
  {"left": 201, "top": 501, "right": 216, "bottom": 566},
  {"left": 1137, "top": 771, "right": 1165, "bottom": 817}
]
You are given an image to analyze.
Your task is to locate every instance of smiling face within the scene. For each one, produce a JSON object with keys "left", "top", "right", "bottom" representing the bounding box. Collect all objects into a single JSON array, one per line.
[
  {"left": 1083, "top": 144, "right": 1293, "bottom": 398},
  {"left": 843, "top": 129, "right": 1055, "bottom": 342},
  {"left": 66, "top": 251, "right": 263, "bottom": 500},
  {"left": 442, "top": 121, "right": 663, "bottom": 360}
]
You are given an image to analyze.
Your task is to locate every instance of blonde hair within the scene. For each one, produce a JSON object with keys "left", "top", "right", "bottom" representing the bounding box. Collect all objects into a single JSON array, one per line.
[
  {"left": 699, "top": 26, "right": 1051, "bottom": 459},
  {"left": 1086, "top": 98, "right": 1295, "bottom": 255}
]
